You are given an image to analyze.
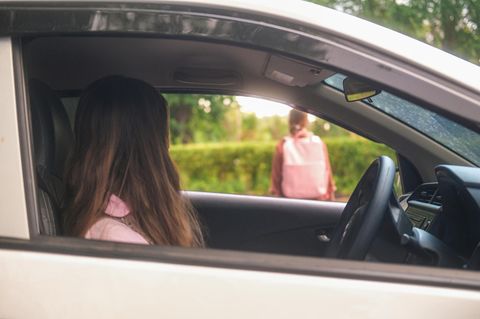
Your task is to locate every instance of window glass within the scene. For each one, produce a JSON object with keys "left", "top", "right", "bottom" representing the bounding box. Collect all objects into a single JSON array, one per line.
[
  {"left": 325, "top": 73, "right": 480, "bottom": 166},
  {"left": 165, "top": 94, "right": 397, "bottom": 202}
]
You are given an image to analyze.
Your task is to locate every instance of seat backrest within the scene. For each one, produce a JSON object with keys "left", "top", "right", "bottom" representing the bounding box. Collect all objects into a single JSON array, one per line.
[{"left": 29, "top": 79, "right": 73, "bottom": 235}]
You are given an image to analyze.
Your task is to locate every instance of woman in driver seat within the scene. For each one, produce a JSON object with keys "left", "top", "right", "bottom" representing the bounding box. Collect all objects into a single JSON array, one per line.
[{"left": 63, "top": 76, "right": 204, "bottom": 247}]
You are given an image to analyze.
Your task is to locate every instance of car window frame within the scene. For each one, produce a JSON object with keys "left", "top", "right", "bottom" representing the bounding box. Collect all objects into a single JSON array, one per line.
[
  {"left": 3, "top": 2, "right": 480, "bottom": 292},
  {"left": 0, "top": 36, "right": 31, "bottom": 239}
]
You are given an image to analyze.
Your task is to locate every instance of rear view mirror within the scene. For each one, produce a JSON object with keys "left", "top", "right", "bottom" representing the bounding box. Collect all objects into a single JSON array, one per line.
[{"left": 343, "top": 77, "right": 381, "bottom": 102}]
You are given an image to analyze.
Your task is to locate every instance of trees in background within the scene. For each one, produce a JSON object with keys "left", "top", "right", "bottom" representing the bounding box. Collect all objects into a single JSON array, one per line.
[
  {"left": 166, "top": 94, "right": 349, "bottom": 145},
  {"left": 166, "top": 94, "right": 230, "bottom": 144},
  {"left": 171, "top": 137, "right": 395, "bottom": 196},
  {"left": 309, "top": 0, "right": 479, "bottom": 63}
]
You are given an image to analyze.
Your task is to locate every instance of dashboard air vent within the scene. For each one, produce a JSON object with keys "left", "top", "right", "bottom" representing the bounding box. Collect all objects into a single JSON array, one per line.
[{"left": 409, "top": 183, "right": 442, "bottom": 206}]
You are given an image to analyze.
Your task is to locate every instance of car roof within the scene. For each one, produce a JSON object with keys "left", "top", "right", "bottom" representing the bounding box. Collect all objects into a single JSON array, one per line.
[
  {"left": 187, "top": 0, "right": 480, "bottom": 93},
  {"left": 6, "top": 0, "right": 480, "bottom": 93}
]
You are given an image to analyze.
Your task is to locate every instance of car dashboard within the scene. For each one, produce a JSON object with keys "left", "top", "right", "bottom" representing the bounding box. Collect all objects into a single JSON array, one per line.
[
  {"left": 402, "top": 183, "right": 440, "bottom": 231},
  {"left": 401, "top": 165, "right": 480, "bottom": 268}
]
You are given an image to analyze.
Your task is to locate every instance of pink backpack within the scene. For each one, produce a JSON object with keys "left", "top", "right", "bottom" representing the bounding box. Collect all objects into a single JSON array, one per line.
[{"left": 281, "top": 133, "right": 329, "bottom": 199}]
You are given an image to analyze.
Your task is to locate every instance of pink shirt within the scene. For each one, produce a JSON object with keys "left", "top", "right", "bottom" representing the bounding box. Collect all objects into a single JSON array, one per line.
[{"left": 84, "top": 195, "right": 149, "bottom": 244}]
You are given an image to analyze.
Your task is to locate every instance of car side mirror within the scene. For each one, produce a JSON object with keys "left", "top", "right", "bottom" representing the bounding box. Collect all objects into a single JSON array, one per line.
[{"left": 343, "top": 77, "right": 381, "bottom": 102}]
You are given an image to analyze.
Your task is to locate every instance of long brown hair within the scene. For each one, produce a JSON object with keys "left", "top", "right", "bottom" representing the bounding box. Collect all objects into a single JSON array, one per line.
[{"left": 64, "top": 76, "right": 203, "bottom": 247}]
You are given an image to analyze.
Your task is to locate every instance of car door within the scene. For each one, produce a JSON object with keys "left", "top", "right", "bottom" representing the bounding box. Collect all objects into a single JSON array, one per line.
[
  {"left": 2, "top": 2, "right": 480, "bottom": 318},
  {"left": 188, "top": 191, "right": 344, "bottom": 256}
]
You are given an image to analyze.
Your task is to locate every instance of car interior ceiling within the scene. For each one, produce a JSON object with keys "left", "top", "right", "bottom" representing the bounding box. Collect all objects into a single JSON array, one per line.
[{"left": 22, "top": 36, "right": 480, "bottom": 265}]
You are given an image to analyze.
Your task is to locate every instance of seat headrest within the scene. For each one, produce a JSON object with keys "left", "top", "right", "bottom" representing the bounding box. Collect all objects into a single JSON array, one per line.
[{"left": 29, "top": 79, "right": 73, "bottom": 178}]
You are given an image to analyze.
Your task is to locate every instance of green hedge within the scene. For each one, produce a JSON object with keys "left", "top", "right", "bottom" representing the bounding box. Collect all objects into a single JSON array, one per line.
[{"left": 170, "top": 137, "right": 395, "bottom": 197}]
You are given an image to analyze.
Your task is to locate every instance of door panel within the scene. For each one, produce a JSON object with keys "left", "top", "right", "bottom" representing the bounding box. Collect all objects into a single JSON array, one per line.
[
  {"left": 186, "top": 192, "right": 344, "bottom": 256},
  {"left": 2, "top": 249, "right": 480, "bottom": 319}
]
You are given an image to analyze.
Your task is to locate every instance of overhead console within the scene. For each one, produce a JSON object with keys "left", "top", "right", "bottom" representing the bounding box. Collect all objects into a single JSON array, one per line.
[{"left": 264, "top": 55, "right": 334, "bottom": 87}]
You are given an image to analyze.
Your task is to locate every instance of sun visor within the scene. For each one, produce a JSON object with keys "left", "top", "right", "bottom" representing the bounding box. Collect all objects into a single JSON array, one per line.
[{"left": 264, "top": 55, "right": 334, "bottom": 87}]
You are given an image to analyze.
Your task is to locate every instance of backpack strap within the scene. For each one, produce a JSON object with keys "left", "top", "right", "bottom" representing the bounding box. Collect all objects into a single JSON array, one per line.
[{"left": 292, "top": 128, "right": 310, "bottom": 139}]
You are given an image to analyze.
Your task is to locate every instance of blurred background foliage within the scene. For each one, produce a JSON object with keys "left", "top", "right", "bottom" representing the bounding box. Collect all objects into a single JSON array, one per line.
[
  {"left": 165, "top": 94, "right": 352, "bottom": 145},
  {"left": 308, "top": 0, "right": 480, "bottom": 64},
  {"left": 170, "top": 138, "right": 395, "bottom": 197}
]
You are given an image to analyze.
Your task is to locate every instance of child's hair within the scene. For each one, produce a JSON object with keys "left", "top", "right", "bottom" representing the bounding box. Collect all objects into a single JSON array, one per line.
[
  {"left": 64, "top": 76, "right": 203, "bottom": 247},
  {"left": 289, "top": 109, "right": 309, "bottom": 135}
]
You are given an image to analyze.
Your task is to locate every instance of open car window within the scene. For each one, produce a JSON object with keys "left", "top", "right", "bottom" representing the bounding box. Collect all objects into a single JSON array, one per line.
[
  {"left": 163, "top": 94, "right": 398, "bottom": 201},
  {"left": 59, "top": 93, "right": 400, "bottom": 202},
  {"left": 325, "top": 73, "right": 480, "bottom": 166}
]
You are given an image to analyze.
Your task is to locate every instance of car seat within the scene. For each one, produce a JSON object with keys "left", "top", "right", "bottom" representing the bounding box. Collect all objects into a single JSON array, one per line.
[{"left": 29, "top": 79, "right": 73, "bottom": 235}]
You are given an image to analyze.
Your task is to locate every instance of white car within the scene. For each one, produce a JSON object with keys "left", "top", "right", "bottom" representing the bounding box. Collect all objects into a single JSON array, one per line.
[{"left": 1, "top": 0, "right": 480, "bottom": 318}]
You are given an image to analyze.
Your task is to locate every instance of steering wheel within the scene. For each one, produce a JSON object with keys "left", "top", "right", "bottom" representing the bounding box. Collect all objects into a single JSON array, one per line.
[{"left": 326, "top": 156, "right": 396, "bottom": 260}]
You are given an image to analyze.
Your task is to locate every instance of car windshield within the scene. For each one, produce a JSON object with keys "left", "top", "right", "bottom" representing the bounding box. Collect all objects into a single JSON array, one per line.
[{"left": 324, "top": 73, "right": 480, "bottom": 166}]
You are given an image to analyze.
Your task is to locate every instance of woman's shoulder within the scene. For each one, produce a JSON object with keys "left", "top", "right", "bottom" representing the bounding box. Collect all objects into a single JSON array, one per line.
[
  {"left": 85, "top": 217, "right": 149, "bottom": 245},
  {"left": 84, "top": 194, "right": 149, "bottom": 244}
]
